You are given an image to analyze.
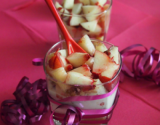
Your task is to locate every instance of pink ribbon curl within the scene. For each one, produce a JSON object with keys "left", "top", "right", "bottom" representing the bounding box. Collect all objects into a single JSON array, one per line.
[
  {"left": 120, "top": 44, "right": 160, "bottom": 85},
  {"left": 49, "top": 104, "right": 85, "bottom": 125},
  {"left": 0, "top": 77, "right": 50, "bottom": 125}
]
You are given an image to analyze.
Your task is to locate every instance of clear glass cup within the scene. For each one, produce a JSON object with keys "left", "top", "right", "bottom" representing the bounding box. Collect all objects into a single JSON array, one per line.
[
  {"left": 53, "top": 0, "right": 112, "bottom": 41},
  {"left": 44, "top": 38, "right": 122, "bottom": 125}
]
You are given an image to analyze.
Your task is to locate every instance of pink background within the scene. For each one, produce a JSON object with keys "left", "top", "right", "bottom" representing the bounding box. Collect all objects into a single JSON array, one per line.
[{"left": 0, "top": 0, "right": 160, "bottom": 125}]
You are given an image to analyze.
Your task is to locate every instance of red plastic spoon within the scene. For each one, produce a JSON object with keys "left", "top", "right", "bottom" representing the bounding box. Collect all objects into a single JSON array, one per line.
[{"left": 45, "top": 0, "right": 86, "bottom": 55}]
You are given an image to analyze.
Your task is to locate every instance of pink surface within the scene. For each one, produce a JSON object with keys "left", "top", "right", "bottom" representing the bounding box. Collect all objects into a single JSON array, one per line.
[{"left": 0, "top": 0, "right": 160, "bottom": 125}]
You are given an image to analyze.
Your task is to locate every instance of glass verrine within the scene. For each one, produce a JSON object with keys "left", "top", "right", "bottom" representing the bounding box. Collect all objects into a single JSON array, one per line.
[
  {"left": 44, "top": 38, "right": 122, "bottom": 125},
  {"left": 53, "top": 0, "right": 112, "bottom": 41}
]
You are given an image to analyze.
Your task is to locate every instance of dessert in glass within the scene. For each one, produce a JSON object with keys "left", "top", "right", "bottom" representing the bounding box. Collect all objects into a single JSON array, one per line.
[
  {"left": 53, "top": 0, "right": 112, "bottom": 41},
  {"left": 44, "top": 35, "right": 122, "bottom": 125}
]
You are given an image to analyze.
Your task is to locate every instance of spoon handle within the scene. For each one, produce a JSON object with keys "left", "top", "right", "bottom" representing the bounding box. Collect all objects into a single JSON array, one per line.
[
  {"left": 45, "top": 0, "right": 72, "bottom": 41},
  {"left": 45, "top": 0, "right": 87, "bottom": 55}
]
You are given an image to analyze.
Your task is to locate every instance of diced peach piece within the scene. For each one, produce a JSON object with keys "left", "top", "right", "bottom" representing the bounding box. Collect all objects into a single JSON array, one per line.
[
  {"left": 107, "top": 46, "right": 119, "bottom": 64},
  {"left": 49, "top": 67, "right": 67, "bottom": 82},
  {"left": 77, "top": 35, "right": 95, "bottom": 56},
  {"left": 55, "top": 1, "right": 62, "bottom": 10},
  {"left": 58, "top": 49, "right": 68, "bottom": 57},
  {"left": 66, "top": 52, "right": 90, "bottom": 67},
  {"left": 49, "top": 50, "right": 64, "bottom": 69},
  {"left": 92, "top": 50, "right": 113, "bottom": 74},
  {"left": 70, "top": 64, "right": 92, "bottom": 77},
  {"left": 55, "top": 1, "right": 70, "bottom": 16},
  {"left": 89, "top": 24, "right": 102, "bottom": 35},
  {"left": 85, "top": 57, "right": 94, "bottom": 69},
  {"left": 93, "top": 41, "right": 108, "bottom": 52},
  {"left": 96, "top": 36, "right": 104, "bottom": 41},
  {"left": 65, "top": 72, "right": 94, "bottom": 85},
  {"left": 69, "top": 16, "right": 86, "bottom": 26},
  {"left": 99, "top": 62, "right": 119, "bottom": 83},
  {"left": 48, "top": 67, "right": 71, "bottom": 92},
  {"left": 47, "top": 49, "right": 68, "bottom": 62},
  {"left": 72, "top": 3, "right": 82, "bottom": 14},
  {"left": 63, "top": 0, "right": 74, "bottom": 9},
  {"left": 82, "top": 5, "right": 103, "bottom": 21},
  {"left": 90, "top": 0, "right": 107, "bottom": 7},
  {"left": 78, "top": 0, "right": 90, "bottom": 5},
  {"left": 59, "top": 55, "right": 67, "bottom": 66},
  {"left": 80, "top": 20, "right": 98, "bottom": 32},
  {"left": 82, "top": 5, "right": 96, "bottom": 14}
]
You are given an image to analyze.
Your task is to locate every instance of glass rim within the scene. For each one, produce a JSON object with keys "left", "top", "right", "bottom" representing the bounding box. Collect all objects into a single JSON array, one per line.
[
  {"left": 43, "top": 38, "right": 122, "bottom": 87},
  {"left": 53, "top": 0, "right": 112, "bottom": 17}
]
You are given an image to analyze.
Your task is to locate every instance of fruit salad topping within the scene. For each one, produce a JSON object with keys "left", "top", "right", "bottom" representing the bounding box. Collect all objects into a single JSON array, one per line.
[
  {"left": 46, "top": 35, "right": 120, "bottom": 98},
  {"left": 55, "top": 0, "right": 111, "bottom": 40}
]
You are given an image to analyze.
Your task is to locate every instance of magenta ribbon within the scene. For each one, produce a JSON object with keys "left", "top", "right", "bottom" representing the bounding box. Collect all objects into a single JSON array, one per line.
[
  {"left": 32, "top": 58, "right": 44, "bottom": 66},
  {"left": 48, "top": 83, "right": 120, "bottom": 125},
  {"left": 120, "top": 44, "right": 160, "bottom": 85},
  {"left": 0, "top": 77, "right": 50, "bottom": 125},
  {"left": 49, "top": 104, "right": 85, "bottom": 125}
]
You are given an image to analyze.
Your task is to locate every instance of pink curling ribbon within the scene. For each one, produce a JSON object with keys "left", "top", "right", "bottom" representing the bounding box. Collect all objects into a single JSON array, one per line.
[
  {"left": 32, "top": 58, "right": 44, "bottom": 66},
  {"left": 49, "top": 104, "right": 85, "bottom": 125},
  {"left": 0, "top": 77, "right": 50, "bottom": 125},
  {"left": 120, "top": 44, "right": 160, "bottom": 85},
  {"left": 48, "top": 83, "right": 120, "bottom": 125}
]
